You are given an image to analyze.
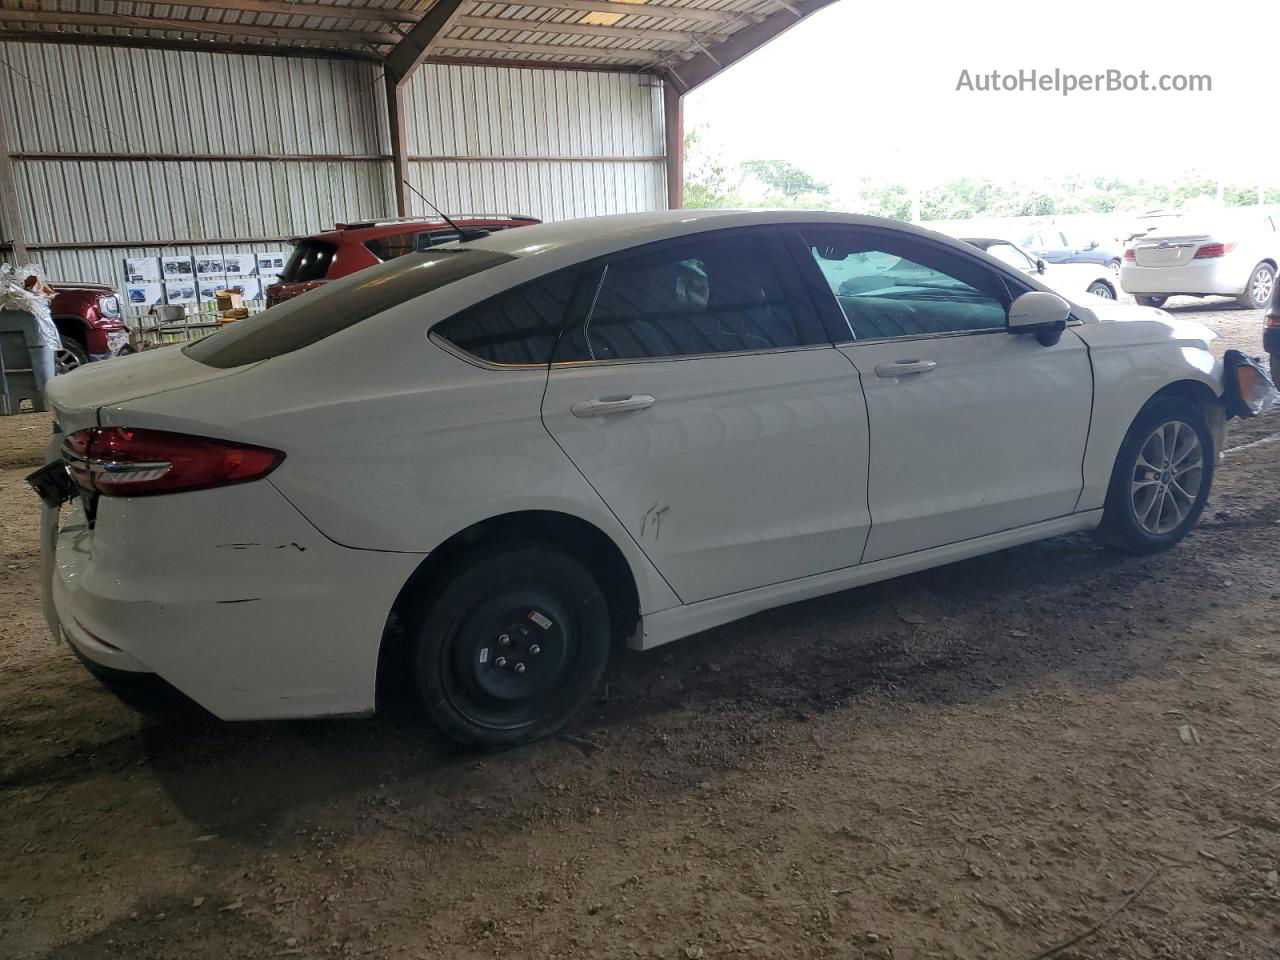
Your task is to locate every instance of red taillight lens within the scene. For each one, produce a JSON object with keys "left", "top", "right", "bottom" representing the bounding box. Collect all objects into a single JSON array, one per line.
[
  {"left": 1193, "top": 241, "right": 1237, "bottom": 259},
  {"left": 1266, "top": 313, "right": 1280, "bottom": 329},
  {"left": 1123, "top": 248, "right": 1136, "bottom": 261},
  {"left": 63, "top": 428, "right": 284, "bottom": 497}
]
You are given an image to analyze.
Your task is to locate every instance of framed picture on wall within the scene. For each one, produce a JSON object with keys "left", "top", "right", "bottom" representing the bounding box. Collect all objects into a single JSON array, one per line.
[
  {"left": 195, "top": 256, "right": 226, "bottom": 277},
  {"left": 124, "top": 257, "right": 160, "bottom": 283},
  {"left": 126, "top": 283, "right": 163, "bottom": 307},
  {"left": 164, "top": 281, "right": 196, "bottom": 305},
  {"left": 223, "top": 253, "right": 255, "bottom": 276},
  {"left": 161, "top": 256, "right": 194, "bottom": 279},
  {"left": 257, "top": 252, "right": 288, "bottom": 275}
]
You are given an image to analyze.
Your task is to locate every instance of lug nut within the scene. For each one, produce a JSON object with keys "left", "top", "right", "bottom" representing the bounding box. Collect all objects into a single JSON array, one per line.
[
  {"left": 498, "top": 633, "right": 511, "bottom": 647},
  {"left": 514, "top": 662, "right": 526, "bottom": 674},
  {"left": 494, "top": 656, "right": 507, "bottom": 668},
  {"left": 529, "top": 644, "right": 541, "bottom": 656}
]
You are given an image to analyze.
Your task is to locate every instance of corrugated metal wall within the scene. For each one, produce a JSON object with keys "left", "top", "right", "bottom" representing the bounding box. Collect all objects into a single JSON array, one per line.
[
  {"left": 0, "top": 41, "right": 392, "bottom": 299},
  {"left": 403, "top": 64, "right": 666, "bottom": 220},
  {"left": 0, "top": 42, "right": 668, "bottom": 310}
]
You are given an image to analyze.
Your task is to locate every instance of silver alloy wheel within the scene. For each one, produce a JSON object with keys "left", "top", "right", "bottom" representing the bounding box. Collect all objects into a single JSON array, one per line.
[
  {"left": 1089, "top": 282, "right": 1115, "bottom": 299},
  {"left": 1250, "top": 266, "right": 1275, "bottom": 307},
  {"left": 54, "top": 348, "right": 82, "bottom": 375},
  {"left": 1130, "top": 420, "right": 1203, "bottom": 535}
]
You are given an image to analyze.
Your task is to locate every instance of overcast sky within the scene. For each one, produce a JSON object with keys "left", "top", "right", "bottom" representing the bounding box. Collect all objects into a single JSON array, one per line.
[{"left": 685, "top": 0, "right": 1276, "bottom": 203}]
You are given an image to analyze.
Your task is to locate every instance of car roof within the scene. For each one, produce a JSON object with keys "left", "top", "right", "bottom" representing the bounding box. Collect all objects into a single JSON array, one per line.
[
  {"left": 301, "top": 216, "right": 541, "bottom": 246},
  {"left": 454, "top": 209, "right": 964, "bottom": 262},
  {"left": 959, "top": 237, "right": 1009, "bottom": 249}
]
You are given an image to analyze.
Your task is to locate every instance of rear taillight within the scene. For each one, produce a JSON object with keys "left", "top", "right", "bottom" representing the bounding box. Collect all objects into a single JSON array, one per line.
[
  {"left": 1123, "top": 248, "right": 1136, "bottom": 261},
  {"left": 1193, "top": 241, "right": 1237, "bottom": 259},
  {"left": 63, "top": 427, "right": 283, "bottom": 497},
  {"left": 1266, "top": 313, "right": 1280, "bottom": 329}
]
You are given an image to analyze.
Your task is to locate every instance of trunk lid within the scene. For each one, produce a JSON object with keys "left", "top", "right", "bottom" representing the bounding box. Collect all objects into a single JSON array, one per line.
[
  {"left": 44, "top": 344, "right": 258, "bottom": 432},
  {"left": 1132, "top": 233, "right": 1212, "bottom": 267}
]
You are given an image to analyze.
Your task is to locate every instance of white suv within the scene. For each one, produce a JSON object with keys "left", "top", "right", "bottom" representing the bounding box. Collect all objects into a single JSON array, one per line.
[
  {"left": 1121, "top": 210, "right": 1280, "bottom": 309},
  {"left": 36, "top": 211, "right": 1227, "bottom": 748}
]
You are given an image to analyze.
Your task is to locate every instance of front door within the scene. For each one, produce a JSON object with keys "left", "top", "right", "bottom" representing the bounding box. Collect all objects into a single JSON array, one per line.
[
  {"left": 541, "top": 228, "right": 871, "bottom": 604},
  {"left": 787, "top": 226, "right": 1093, "bottom": 562}
]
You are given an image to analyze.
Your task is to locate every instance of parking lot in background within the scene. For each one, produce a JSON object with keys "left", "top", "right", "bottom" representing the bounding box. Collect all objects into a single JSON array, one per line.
[{"left": 3, "top": 294, "right": 1277, "bottom": 960}]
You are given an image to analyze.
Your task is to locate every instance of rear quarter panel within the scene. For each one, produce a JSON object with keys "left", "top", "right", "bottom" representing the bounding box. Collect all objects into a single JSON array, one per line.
[{"left": 1074, "top": 315, "right": 1223, "bottom": 511}]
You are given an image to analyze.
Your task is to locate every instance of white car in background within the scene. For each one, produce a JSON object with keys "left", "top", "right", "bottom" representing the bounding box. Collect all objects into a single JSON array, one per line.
[
  {"left": 963, "top": 237, "right": 1119, "bottom": 301},
  {"left": 1121, "top": 210, "right": 1280, "bottom": 309},
  {"left": 33, "top": 210, "right": 1229, "bottom": 750}
]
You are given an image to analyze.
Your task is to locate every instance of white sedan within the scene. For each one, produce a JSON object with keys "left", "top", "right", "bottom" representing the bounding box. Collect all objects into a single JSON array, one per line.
[
  {"left": 963, "top": 236, "right": 1119, "bottom": 301},
  {"left": 1120, "top": 210, "right": 1279, "bottom": 309},
  {"left": 34, "top": 210, "right": 1228, "bottom": 749}
]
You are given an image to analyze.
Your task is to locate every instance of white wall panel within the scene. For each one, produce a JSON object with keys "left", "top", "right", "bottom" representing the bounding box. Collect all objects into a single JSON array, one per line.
[
  {"left": 0, "top": 41, "right": 388, "bottom": 156},
  {"left": 404, "top": 63, "right": 663, "bottom": 159},
  {"left": 406, "top": 158, "right": 664, "bottom": 221}
]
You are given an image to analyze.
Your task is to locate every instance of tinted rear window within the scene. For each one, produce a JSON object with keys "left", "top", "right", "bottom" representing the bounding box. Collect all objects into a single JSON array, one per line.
[
  {"left": 185, "top": 248, "right": 514, "bottom": 368},
  {"left": 280, "top": 240, "right": 337, "bottom": 283}
]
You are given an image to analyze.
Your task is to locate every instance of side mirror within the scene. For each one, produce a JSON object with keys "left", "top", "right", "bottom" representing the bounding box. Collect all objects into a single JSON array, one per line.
[
  {"left": 1086, "top": 240, "right": 1099, "bottom": 250},
  {"left": 1007, "top": 291, "right": 1070, "bottom": 346},
  {"left": 1035, "top": 258, "right": 1047, "bottom": 274}
]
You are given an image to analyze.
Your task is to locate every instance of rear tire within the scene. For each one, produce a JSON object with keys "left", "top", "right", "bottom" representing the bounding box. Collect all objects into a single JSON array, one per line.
[
  {"left": 1134, "top": 295, "right": 1168, "bottom": 308},
  {"left": 410, "top": 546, "right": 611, "bottom": 750},
  {"left": 1096, "top": 397, "right": 1214, "bottom": 554},
  {"left": 1087, "top": 281, "right": 1115, "bottom": 300},
  {"left": 1237, "top": 262, "right": 1275, "bottom": 309}
]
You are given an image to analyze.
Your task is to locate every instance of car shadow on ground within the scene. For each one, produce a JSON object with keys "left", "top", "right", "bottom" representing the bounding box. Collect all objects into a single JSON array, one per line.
[{"left": 107, "top": 523, "right": 1233, "bottom": 847}]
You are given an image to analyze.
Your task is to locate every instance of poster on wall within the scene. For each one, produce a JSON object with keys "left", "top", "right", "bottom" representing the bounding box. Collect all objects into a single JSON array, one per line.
[
  {"left": 223, "top": 253, "right": 255, "bottom": 276},
  {"left": 228, "top": 277, "right": 262, "bottom": 301},
  {"left": 257, "top": 252, "right": 288, "bottom": 275},
  {"left": 162, "top": 256, "right": 194, "bottom": 280},
  {"left": 126, "top": 283, "right": 163, "bottom": 307},
  {"left": 164, "top": 281, "right": 196, "bottom": 305},
  {"left": 124, "top": 258, "right": 160, "bottom": 283},
  {"left": 195, "top": 256, "right": 225, "bottom": 277},
  {"left": 197, "top": 278, "right": 227, "bottom": 302}
]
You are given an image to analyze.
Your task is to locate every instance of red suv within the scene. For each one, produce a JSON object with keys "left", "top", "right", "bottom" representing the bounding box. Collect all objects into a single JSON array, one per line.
[
  {"left": 264, "top": 214, "right": 541, "bottom": 307},
  {"left": 50, "top": 283, "right": 129, "bottom": 373}
]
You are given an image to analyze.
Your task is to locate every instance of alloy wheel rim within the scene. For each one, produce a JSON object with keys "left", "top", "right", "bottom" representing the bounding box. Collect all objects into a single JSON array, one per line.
[
  {"left": 1130, "top": 420, "right": 1203, "bottom": 535},
  {"left": 1092, "top": 284, "right": 1115, "bottom": 300},
  {"left": 54, "top": 349, "right": 80, "bottom": 374},
  {"left": 1251, "top": 268, "right": 1274, "bottom": 305}
]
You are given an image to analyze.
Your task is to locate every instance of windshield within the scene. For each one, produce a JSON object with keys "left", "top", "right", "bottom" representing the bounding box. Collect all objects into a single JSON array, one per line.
[
  {"left": 279, "top": 240, "right": 337, "bottom": 283},
  {"left": 185, "top": 248, "right": 515, "bottom": 368}
]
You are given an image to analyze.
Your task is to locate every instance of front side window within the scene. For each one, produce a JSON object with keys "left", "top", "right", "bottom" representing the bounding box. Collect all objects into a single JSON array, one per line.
[
  {"left": 559, "top": 231, "right": 813, "bottom": 362},
  {"left": 433, "top": 269, "right": 579, "bottom": 366},
  {"left": 801, "top": 229, "right": 1010, "bottom": 341}
]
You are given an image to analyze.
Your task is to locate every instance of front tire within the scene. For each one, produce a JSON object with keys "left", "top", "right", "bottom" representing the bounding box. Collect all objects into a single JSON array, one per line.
[
  {"left": 1237, "top": 262, "right": 1275, "bottom": 309},
  {"left": 1134, "top": 294, "right": 1168, "bottom": 308},
  {"left": 411, "top": 546, "right": 611, "bottom": 750},
  {"left": 1097, "top": 397, "right": 1214, "bottom": 554},
  {"left": 55, "top": 339, "right": 89, "bottom": 374}
]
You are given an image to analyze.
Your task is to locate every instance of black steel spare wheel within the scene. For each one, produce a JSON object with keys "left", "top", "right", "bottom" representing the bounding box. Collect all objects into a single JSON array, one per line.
[{"left": 413, "top": 546, "right": 611, "bottom": 749}]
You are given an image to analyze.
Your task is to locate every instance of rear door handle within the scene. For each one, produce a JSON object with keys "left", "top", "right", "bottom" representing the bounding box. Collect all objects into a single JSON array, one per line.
[
  {"left": 570, "top": 394, "right": 656, "bottom": 418},
  {"left": 874, "top": 360, "right": 937, "bottom": 378}
]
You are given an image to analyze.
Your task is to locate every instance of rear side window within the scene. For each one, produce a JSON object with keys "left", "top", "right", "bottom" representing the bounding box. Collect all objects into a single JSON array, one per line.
[
  {"left": 185, "top": 249, "right": 514, "bottom": 368},
  {"left": 279, "top": 240, "right": 337, "bottom": 283},
  {"left": 363, "top": 232, "right": 416, "bottom": 262},
  {"left": 434, "top": 269, "right": 579, "bottom": 366},
  {"left": 557, "top": 230, "right": 818, "bottom": 362}
]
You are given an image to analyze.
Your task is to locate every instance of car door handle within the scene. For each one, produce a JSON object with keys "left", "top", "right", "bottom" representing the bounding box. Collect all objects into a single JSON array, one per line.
[
  {"left": 874, "top": 360, "right": 937, "bottom": 378},
  {"left": 570, "top": 394, "right": 656, "bottom": 418}
]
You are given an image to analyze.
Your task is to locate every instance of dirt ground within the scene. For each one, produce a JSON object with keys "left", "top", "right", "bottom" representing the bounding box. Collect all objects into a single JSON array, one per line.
[{"left": 2, "top": 296, "right": 1278, "bottom": 960}]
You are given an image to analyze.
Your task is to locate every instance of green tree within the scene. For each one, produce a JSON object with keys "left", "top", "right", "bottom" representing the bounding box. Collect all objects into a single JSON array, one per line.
[
  {"left": 682, "top": 127, "right": 742, "bottom": 208},
  {"left": 741, "top": 159, "right": 832, "bottom": 208},
  {"left": 852, "top": 179, "right": 912, "bottom": 221}
]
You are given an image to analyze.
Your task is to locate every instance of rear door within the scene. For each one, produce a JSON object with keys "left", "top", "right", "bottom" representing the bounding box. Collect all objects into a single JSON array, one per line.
[
  {"left": 785, "top": 225, "right": 1093, "bottom": 562},
  {"left": 540, "top": 226, "right": 871, "bottom": 604}
]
